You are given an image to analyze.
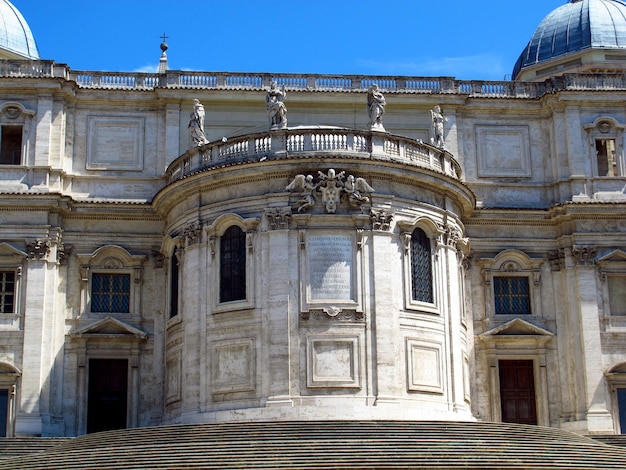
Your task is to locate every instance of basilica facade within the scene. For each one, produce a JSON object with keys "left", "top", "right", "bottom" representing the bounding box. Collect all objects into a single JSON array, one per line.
[{"left": 0, "top": 0, "right": 625, "bottom": 439}]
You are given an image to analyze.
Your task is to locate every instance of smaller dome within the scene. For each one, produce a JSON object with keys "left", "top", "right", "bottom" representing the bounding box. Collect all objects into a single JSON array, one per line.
[
  {"left": 513, "top": 0, "right": 626, "bottom": 80},
  {"left": 0, "top": 0, "right": 39, "bottom": 60}
]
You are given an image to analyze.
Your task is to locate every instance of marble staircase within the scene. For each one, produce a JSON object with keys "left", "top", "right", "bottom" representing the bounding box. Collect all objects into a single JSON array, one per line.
[{"left": 1, "top": 421, "right": 625, "bottom": 469}]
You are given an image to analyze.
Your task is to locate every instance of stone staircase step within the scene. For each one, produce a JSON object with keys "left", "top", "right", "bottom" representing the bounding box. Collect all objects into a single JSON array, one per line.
[{"left": 1, "top": 421, "right": 625, "bottom": 469}]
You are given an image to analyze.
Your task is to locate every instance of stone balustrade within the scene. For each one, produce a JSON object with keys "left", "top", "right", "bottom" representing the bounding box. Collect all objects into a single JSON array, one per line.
[
  {"left": 2, "top": 60, "right": 626, "bottom": 98},
  {"left": 165, "top": 128, "right": 461, "bottom": 184}
]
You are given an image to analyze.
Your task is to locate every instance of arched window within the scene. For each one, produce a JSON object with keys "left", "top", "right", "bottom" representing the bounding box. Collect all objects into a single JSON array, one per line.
[
  {"left": 169, "top": 248, "right": 179, "bottom": 318},
  {"left": 410, "top": 228, "right": 433, "bottom": 303},
  {"left": 220, "top": 226, "right": 246, "bottom": 303}
]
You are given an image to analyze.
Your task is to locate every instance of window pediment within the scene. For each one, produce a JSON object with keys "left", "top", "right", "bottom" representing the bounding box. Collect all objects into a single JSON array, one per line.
[
  {"left": 0, "top": 242, "right": 27, "bottom": 261},
  {"left": 70, "top": 316, "right": 147, "bottom": 340},
  {"left": 480, "top": 318, "right": 553, "bottom": 346}
]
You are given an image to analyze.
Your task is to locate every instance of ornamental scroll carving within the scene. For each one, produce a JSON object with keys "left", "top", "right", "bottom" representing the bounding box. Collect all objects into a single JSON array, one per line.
[
  {"left": 265, "top": 207, "right": 292, "bottom": 230},
  {"left": 370, "top": 209, "right": 393, "bottom": 231},
  {"left": 183, "top": 222, "right": 203, "bottom": 245},
  {"left": 286, "top": 169, "right": 375, "bottom": 214},
  {"left": 572, "top": 245, "right": 597, "bottom": 266},
  {"left": 26, "top": 239, "right": 51, "bottom": 260},
  {"left": 300, "top": 307, "right": 364, "bottom": 322}
]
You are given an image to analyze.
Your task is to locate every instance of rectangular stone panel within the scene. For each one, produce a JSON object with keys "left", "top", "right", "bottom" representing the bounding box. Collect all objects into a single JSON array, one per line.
[
  {"left": 165, "top": 350, "right": 181, "bottom": 404},
  {"left": 211, "top": 338, "right": 256, "bottom": 394},
  {"left": 87, "top": 116, "right": 145, "bottom": 171},
  {"left": 476, "top": 125, "right": 531, "bottom": 177},
  {"left": 307, "top": 335, "right": 360, "bottom": 388},
  {"left": 307, "top": 235, "right": 354, "bottom": 301},
  {"left": 406, "top": 338, "right": 443, "bottom": 394}
]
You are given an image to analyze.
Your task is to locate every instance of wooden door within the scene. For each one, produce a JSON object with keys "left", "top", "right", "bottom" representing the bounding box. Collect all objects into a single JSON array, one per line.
[
  {"left": 87, "top": 359, "right": 128, "bottom": 434},
  {"left": 499, "top": 359, "right": 537, "bottom": 425}
]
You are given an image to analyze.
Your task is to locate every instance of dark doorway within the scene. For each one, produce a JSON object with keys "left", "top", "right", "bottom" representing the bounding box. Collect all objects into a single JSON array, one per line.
[
  {"left": 618, "top": 388, "right": 626, "bottom": 434},
  {"left": 499, "top": 359, "right": 537, "bottom": 425},
  {"left": 0, "top": 389, "right": 8, "bottom": 437},
  {"left": 87, "top": 359, "right": 128, "bottom": 434}
]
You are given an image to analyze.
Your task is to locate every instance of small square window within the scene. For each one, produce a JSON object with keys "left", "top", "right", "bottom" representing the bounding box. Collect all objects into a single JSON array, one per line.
[
  {"left": 91, "top": 273, "right": 130, "bottom": 313},
  {"left": 0, "top": 271, "right": 15, "bottom": 314},
  {"left": 494, "top": 276, "right": 531, "bottom": 315}
]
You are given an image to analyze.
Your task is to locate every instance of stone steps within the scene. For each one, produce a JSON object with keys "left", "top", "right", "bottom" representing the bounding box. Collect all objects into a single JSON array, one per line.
[
  {"left": 0, "top": 437, "right": 70, "bottom": 459},
  {"left": 1, "top": 421, "right": 626, "bottom": 469},
  {"left": 589, "top": 435, "right": 626, "bottom": 448}
]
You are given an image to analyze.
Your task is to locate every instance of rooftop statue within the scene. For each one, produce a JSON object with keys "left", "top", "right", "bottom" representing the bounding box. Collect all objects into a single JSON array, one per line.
[
  {"left": 367, "top": 84, "right": 386, "bottom": 131},
  {"left": 188, "top": 99, "right": 209, "bottom": 146},
  {"left": 431, "top": 105, "right": 448, "bottom": 149},
  {"left": 266, "top": 81, "right": 288, "bottom": 129}
]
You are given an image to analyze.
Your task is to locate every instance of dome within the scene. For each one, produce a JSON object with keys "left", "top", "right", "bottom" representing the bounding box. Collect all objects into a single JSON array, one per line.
[
  {"left": 0, "top": 0, "right": 38, "bottom": 60},
  {"left": 513, "top": 0, "right": 626, "bottom": 80}
]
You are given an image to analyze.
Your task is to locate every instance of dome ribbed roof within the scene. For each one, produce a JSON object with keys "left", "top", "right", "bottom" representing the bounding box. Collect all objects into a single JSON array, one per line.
[
  {"left": 0, "top": 0, "right": 38, "bottom": 60},
  {"left": 513, "top": 0, "right": 626, "bottom": 79}
]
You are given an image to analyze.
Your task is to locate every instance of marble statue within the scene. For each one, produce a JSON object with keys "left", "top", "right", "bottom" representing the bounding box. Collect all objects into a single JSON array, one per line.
[
  {"left": 188, "top": 99, "right": 209, "bottom": 146},
  {"left": 266, "top": 81, "right": 287, "bottom": 129},
  {"left": 367, "top": 84, "right": 386, "bottom": 130},
  {"left": 431, "top": 105, "right": 448, "bottom": 149}
]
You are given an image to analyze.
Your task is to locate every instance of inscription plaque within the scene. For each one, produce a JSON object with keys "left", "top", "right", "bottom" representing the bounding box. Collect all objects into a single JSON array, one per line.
[
  {"left": 308, "top": 235, "right": 353, "bottom": 300},
  {"left": 87, "top": 117, "right": 145, "bottom": 171}
]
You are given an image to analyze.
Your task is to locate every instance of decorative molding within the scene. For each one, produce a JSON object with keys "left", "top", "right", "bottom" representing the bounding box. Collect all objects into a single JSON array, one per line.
[
  {"left": 548, "top": 249, "right": 565, "bottom": 271},
  {"left": 26, "top": 239, "right": 50, "bottom": 261},
  {"left": 300, "top": 307, "right": 363, "bottom": 322},
  {"left": 265, "top": 207, "right": 292, "bottom": 230},
  {"left": 183, "top": 221, "right": 202, "bottom": 245},
  {"left": 370, "top": 209, "right": 393, "bottom": 231},
  {"left": 152, "top": 250, "right": 165, "bottom": 269},
  {"left": 572, "top": 245, "right": 597, "bottom": 266}
]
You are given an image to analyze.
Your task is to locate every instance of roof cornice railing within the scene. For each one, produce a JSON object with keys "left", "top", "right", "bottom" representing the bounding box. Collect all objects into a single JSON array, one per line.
[
  {"left": 164, "top": 128, "right": 461, "bottom": 184},
  {"left": 1, "top": 60, "right": 626, "bottom": 98}
]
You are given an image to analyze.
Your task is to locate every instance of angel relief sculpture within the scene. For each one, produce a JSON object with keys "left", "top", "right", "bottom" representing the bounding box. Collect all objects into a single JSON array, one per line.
[
  {"left": 344, "top": 174, "right": 375, "bottom": 208},
  {"left": 285, "top": 174, "right": 317, "bottom": 212},
  {"left": 285, "top": 169, "right": 375, "bottom": 213}
]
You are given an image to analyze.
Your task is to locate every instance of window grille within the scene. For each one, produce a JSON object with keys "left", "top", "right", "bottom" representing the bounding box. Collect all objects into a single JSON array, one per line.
[
  {"left": 220, "top": 226, "right": 246, "bottom": 303},
  {"left": 494, "top": 276, "right": 531, "bottom": 314},
  {"left": 0, "top": 271, "right": 15, "bottom": 313},
  {"left": 410, "top": 228, "right": 433, "bottom": 303},
  {"left": 91, "top": 273, "right": 131, "bottom": 313}
]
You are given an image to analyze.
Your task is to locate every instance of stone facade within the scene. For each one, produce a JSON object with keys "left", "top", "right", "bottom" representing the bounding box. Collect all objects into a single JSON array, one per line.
[{"left": 0, "top": 61, "right": 624, "bottom": 438}]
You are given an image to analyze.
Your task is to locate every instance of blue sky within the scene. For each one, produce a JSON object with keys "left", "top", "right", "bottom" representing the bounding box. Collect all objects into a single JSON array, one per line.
[{"left": 16, "top": 0, "right": 565, "bottom": 80}]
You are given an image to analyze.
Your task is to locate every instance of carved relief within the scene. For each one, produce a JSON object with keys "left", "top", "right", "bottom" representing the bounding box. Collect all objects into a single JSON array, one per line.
[
  {"left": 286, "top": 169, "right": 375, "bottom": 214},
  {"left": 370, "top": 209, "right": 393, "bottom": 231},
  {"left": 301, "top": 307, "right": 363, "bottom": 322},
  {"left": 572, "top": 245, "right": 597, "bottom": 266},
  {"left": 26, "top": 239, "right": 50, "bottom": 260},
  {"left": 183, "top": 222, "right": 202, "bottom": 245},
  {"left": 265, "top": 207, "right": 292, "bottom": 230},
  {"left": 548, "top": 249, "right": 565, "bottom": 271}
]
